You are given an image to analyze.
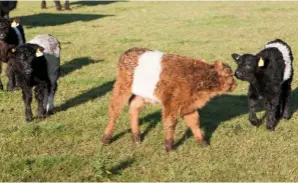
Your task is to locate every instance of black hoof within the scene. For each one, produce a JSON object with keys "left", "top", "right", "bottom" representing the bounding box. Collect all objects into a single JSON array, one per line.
[
  {"left": 282, "top": 112, "right": 291, "bottom": 120},
  {"left": 25, "top": 117, "right": 33, "bottom": 122},
  {"left": 250, "top": 119, "right": 262, "bottom": 127},
  {"left": 47, "top": 110, "right": 54, "bottom": 115},
  {"left": 266, "top": 125, "right": 275, "bottom": 132},
  {"left": 200, "top": 139, "right": 210, "bottom": 147}
]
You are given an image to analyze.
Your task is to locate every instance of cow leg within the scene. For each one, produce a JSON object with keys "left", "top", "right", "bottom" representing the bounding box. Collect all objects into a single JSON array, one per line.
[
  {"left": 41, "top": 0, "right": 47, "bottom": 9},
  {"left": 64, "top": 0, "right": 71, "bottom": 10},
  {"left": 54, "top": 0, "right": 62, "bottom": 11}
]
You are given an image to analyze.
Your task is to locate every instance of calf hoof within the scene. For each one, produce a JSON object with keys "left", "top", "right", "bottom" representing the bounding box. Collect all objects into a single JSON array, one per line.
[
  {"left": 38, "top": 115, "right": 45, "bottom": 120},
  {"left": 65, "top": 7, "right": 71, "bottom": 11},
  {"left": 133, "top": 134, "right": 141, "bottom": 144},
  {"left": 266, "top": 125, "right": 275, "bottom": 132},
  {"left": 200, "top": 139, "right": 209, "bottom": 147},
  {"left": 25, "top": 116, "right": 33, "bottom": 122},
  {"left": 282, "top": 111, "right": 291, "bottom": 120},
  {"left": 7, "top": 86, "right": 19, "bottom": 92},
  {"left": 165, "top": 139, "right": 174, "bottom": 152},
  {"left": 249, "top": 119, "right": 262, "bottom": 127},
  {"left": 101, "top": 135, "right": 112, "bottom": 145},
  {"left": 47, "top": 110, "right": 54, "bottom": 115}
]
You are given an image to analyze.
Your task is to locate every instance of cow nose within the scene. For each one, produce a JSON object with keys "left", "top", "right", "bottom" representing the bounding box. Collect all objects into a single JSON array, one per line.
[{"left": 235, "top": 71, "right": 243, "bottom": 78}]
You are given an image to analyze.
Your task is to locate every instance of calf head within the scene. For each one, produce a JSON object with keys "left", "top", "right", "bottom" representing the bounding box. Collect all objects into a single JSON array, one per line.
[
  {"left": 232, "top": 53, "right": 264, "bottom": 82},
  {"left": 8, "top": 43, "right": 45, "bottom": 75},
  {"left": 215, "top": 61, "right": 237, "bottom": 92},
  {"left": 0, "top": 17, "right": 10, "bottom": 40}
]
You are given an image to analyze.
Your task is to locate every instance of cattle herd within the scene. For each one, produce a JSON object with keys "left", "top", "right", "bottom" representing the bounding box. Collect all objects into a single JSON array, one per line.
[{"left": 0, "top": 2, "right": 295, "bottom": 152}]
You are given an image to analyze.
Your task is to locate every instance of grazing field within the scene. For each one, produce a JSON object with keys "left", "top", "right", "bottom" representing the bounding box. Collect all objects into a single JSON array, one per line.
[{"left": 1, "top": 1, "right": 298, "bottom": 181}]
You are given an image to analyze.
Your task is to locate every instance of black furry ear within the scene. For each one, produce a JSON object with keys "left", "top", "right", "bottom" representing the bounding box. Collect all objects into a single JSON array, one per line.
[
  {"left": 231, "top": 53, "right": 241, "bottom": 62},
  {"left": 6, "top": 47, "right": 16, "bottom": 63},
  {"left": 257, "top": 56, "right": 265, "bottom": 68},
  {"left": 29, "top": 44, "right": 45, "bottom": 52}
]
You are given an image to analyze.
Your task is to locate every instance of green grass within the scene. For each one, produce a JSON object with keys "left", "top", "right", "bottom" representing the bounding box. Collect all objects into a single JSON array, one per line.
[{"left": 1, "top": 1, "right": 298, "bottom": 181}]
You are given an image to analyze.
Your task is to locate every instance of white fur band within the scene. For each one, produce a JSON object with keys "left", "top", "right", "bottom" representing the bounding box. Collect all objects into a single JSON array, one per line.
[
  {"left": 265, "top": 42, "right": 292, "bottom": 81},
  {"left": 132, "top": 50, "right": 164, "bottom": 102},
  {"left": 13, "top": 27, "right": 24, "bottom": 46}
]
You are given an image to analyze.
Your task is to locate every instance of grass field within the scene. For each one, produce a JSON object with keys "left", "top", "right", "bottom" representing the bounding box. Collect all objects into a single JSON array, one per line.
[{"left": 1, "top": 1, "right": 298, "bottom": 181}]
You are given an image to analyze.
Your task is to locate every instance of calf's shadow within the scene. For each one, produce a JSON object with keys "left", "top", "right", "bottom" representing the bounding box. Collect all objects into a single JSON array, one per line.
[{"left": 112, "top": 94, "right": 250, "bottom": 147}]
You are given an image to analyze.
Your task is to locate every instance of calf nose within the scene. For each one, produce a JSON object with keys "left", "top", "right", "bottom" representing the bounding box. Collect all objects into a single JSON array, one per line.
[{"left": 235, "top": 71, "right": 243, "bottom": 79}]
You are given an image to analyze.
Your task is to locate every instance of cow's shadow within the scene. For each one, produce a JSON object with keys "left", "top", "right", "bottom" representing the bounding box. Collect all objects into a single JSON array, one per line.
[
  {"left": 20, "top": 13, "right": 113, "bottom": 28},
  {"left": 70, "top": 1, "right": 120, "bottom": 7}
]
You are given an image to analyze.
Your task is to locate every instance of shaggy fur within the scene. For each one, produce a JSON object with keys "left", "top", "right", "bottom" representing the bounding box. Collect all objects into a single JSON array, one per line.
[
  {"left": 29, "top": 34, "right": 61, "bottom": 114},
  {"left": 0, "top": 1, "right": 17, "bottom": 18},
  {"left": 0, "top": 17, "right": 26, "bottom": 91},
  {"left": 102, "top": 47, "right": 237, "bottom": 152},
  {"left": 9, "top": 35, "right": 60, "bottom": 122},
  {"left": 41, "top": 0, "right": 70, "bottom": 11},
  {"left": 232, "top": 39, "right": 293, "bottom": 131}
]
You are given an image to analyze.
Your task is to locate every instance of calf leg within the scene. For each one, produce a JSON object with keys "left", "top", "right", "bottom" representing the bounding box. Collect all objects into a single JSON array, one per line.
[
  {"left": 46, "top": 82, "right": 57, "bottom": 115},
  {"left": 0, "top": 62, "right": 3, "bottom": 90},
  {"left": 21, "top": 86, "right": 33, "bottom": 122},
  {"left": 281, "top": 79, "right": 292, "bottom": 120},
  {"left": 162, "top": 104, "right": 179, "bottom": 152},
  {"left": 41, "top": 0, "right": 47, "bottom": 9},
  {"left": 184, "top": 111, "right": 208, "bottom": 146},
  {"left": 129, "top": 95, "right": 144, "bottom": 144},
  {"left": 266, "top": 94, "right": 281, "bottom": 131},
  {"left": 102, "top": 79, "right": 132, "bottom": 145},
  {"left": 248, "top": 85, "right": 262, "bottom": 126},
  {"left": 6, "top": 62, "right": 18, "bottom": 91},
  {"left": 35, "top": 82, "right": 48, "bottom": 120},
  {"left": 54, "top": 0, "right": 62, "bottom": 11}
]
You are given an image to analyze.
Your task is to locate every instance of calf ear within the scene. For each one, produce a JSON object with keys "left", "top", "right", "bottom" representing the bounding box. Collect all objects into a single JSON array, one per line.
[
  {"left": 11, "top": 17, "right": 20, "bottom": 27},
  {"left": 215, "top": 60, "right": 223, "bottom": 70},
  {"left": 231, "top": 53, "right": 241, "bottom": 62},
  {"left": 6, "top": 47, "right": 16, "bottom": 62},
  {"left": 29, "top": 44, "right": 45, "bottom": 52},
  {"left": 257, "top": 56, "right": 265, "bottom": 68}
]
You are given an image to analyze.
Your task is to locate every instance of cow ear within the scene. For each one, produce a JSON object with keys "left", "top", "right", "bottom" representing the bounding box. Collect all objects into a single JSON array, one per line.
[{"left": 231, "top": 53, "right": 241, "bottom": 62}]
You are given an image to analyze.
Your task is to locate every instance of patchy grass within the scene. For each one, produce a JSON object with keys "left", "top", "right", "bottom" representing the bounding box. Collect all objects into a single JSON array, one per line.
[{"left": 1, "top": 1, "right": 298, "bottom": 181}]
